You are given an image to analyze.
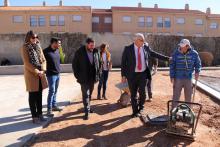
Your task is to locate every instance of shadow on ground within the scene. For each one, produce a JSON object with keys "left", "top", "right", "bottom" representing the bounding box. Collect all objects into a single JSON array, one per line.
[{"left": 32, "top": 102, "right": 193, "bottom": 147}]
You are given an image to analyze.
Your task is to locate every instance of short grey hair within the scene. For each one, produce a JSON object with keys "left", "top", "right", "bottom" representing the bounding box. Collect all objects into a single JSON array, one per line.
[{"left": 134, "top": 33, "right": 145, "bottom": 41}]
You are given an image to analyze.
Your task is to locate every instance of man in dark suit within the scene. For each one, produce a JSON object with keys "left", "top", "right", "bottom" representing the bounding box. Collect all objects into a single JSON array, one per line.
[
  {"left": 121, "top": 33, "right": 170, "bottom": 118},
  {"left": 72, "top": 38, "right": 102, "bottom": 120}
]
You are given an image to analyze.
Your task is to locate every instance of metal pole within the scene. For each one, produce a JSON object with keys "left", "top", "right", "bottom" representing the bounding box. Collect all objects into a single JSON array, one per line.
[{"left": 192, "top": 80, "right": 198, "bottom": 103}]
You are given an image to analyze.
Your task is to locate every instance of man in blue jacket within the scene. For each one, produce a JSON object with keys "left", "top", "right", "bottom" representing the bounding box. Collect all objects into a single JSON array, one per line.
[{"left": 170, "top": 39, "right": 201, "bottom": 107}]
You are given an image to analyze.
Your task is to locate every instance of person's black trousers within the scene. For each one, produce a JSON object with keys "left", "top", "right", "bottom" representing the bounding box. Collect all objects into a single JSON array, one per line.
[
  {"left": 147, "top": 79, "right": 152, "bottom": 98},
  {"left": 28, "top": 79, "right": 43, "bottom": 118},
  {"left": 128, "top": 72, "right": 147, "bottom": 114},
  {"left": 98, "top": 70, "right": 109, "bottom": 96},
  {"left": 80, "top": 81, "right": 94, "bottom": 114}
]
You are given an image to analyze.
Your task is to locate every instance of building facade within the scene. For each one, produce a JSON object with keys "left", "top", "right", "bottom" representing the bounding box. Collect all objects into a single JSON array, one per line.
[{"left": 0, "top": 1, "right": 220, "bottom": 37}]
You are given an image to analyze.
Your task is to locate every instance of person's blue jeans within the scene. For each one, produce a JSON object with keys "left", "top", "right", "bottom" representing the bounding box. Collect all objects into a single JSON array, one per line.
[
  {"left": 47, "top": 74, "right": 60, "bottom": 109},
  {"left": 98, "top": 70, "right": 109, "bottom": 96}
]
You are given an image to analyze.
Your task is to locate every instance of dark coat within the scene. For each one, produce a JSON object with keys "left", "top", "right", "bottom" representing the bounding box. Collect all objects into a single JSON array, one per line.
[
  {"left": 72, "top": 45, "right": 101, "bottom": 84},
  {"left": 121, "top": 43, "right": 169, "bottom": 80}
]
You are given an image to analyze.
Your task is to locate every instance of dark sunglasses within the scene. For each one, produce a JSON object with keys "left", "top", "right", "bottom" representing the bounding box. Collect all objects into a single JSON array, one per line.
[{"left": 31, "top": 36, "right": 38, "bottom": 39}]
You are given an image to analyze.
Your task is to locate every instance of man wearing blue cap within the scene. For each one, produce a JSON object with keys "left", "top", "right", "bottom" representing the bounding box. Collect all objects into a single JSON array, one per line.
[{"left": 170, "top": 39, "right": 201, "bottom": 107}]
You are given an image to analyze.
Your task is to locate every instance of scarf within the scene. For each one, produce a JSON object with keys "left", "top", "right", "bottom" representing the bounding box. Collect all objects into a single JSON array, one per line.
[{"left": 25, "top": 43, "right": 42, "bottom": 69}]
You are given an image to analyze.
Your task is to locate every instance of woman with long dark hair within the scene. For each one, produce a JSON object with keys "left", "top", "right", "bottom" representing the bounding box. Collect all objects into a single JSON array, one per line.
[
  {"left": 97, "top": 43, "right": 112, "bottom": 100},
  {"left": 20, "top": 30, "right": 48, "bottom": 124}
]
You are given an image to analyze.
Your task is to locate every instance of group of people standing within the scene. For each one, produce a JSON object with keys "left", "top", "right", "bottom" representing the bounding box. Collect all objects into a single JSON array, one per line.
[
  {"left": 21, "top": 31, "right": 63, "bottom": 123},
  {"left": 121, "top": 33, "right": 201, "bottom": 117},
  {"left": 21, "top": 31, "right": 112, "bottom": 122},
  {"left": 21, "top": 30, "right": 201, "bottom": 122}
]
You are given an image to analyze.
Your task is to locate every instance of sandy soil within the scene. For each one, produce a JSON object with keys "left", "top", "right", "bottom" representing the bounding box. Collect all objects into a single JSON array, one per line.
[{"left": 31, "top": 72, "right": 220, "bottom": 147}]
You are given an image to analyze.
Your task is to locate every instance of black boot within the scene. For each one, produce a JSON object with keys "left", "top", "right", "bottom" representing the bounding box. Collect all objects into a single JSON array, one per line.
[
  {"left": 102, "top": 94, "right": 107, "bottom": 100},
  {"left": 83, "top": 113, "right": 89, "bottom": 120},
  {"left": 102, "top": 89, "right": 107, "bottom": 100},
  {"left": 97, "top": 93, "right": 102, "bottom": 100}
]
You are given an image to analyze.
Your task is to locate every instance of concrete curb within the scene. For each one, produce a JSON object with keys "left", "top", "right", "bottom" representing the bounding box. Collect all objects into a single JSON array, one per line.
[
  {"left": 0, "top": 64, "right": 73, "bottom": 75},
  {"left": 1, "top": 65, "right": 220, "bottom": 75},
  {"left": 193, "top": 79, "right": 220, "bottom": 101}
]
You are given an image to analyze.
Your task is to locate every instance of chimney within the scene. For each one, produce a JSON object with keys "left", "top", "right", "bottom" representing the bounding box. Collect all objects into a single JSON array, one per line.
[
  {"left": 138, "top": 2, "right": 142, "bottom": 8},
  {"left": 206, "top": 7, "right": 211, "bottom": 15},
  {"left": 154, "top": 4, "right": 158, "bottom": 8},
  {"left": 4, "top": 0, "right": 9, "bottom": 7},
  {"left": 185, "top": 4, "right": 189, "bottom": 11},
  {"left": 59, "top": 0, "right": 63, "bottom": 6},
  {"left": 43, "top": 1, "right": 46, "bottom": 6}
]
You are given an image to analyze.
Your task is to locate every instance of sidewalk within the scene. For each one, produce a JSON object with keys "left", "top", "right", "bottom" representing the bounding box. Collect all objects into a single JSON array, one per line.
[{"left": 0, "top": 73, "right": 81, "bottom": 147}]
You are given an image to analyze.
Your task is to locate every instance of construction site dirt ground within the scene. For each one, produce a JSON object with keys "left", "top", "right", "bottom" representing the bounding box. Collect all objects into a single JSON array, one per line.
[{"left": 31, "top": 71, "right": 220, "bottom": 147}]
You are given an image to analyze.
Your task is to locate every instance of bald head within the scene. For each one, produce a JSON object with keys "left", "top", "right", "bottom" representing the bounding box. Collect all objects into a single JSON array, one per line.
[{"left": 134, "top": 33, "right": 145, "bottom": 48}]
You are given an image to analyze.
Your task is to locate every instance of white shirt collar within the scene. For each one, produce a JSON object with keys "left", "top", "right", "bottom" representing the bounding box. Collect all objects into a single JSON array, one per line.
[{"left": 134, "top": 44, "right": 144, "bottom": 50}]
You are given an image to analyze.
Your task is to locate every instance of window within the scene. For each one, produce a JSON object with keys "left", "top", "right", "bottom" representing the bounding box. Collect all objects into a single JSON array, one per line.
[
  {"left": 122, "top": 32, "right": 131, "bottom": 35},
  {"left": 58, "top": 15, "right": 65, "bottom": 26},
  {"left": 50, "top": 16, "right": 57, "bottom": 26},
  {"left": 13, "top": 16, "right": 23, "bottom": 23},
  {"left": 138, "top": 16, "right": 145, "bottom": 27},
  {"left": 210, "top": 22, "right": 218, "bottom": 29},
  {"left": 30, "top": 16, "right": 38, "bottom": 27},
  {"left": 146, "top": 16, "right": 153, "bottom": 27},
  {"left": 104, "top": 17, "right": 112, "bottom": 23},
  {"left": 14, "top": 32, "right": 24, "bottom": 34},
  {"left": 157, "top": 33, "right": 170, "bottom": 36},
  {"left": 163, "top": 33, "right": 171, "bottom": 36},
  {"left": 194, "top": 33, "right": 203, "bottom": 37},
  {"left": 164, "top": 17, "right": 171, "bottom": 28},
  {"left": 176, "top": 18, "right": 185, "bottom": 24},
  {"left": 176, "top": 32, "right": 184, "bottom": 36},
  {"left": 92, "top": 16, "right": 99, "bottom": 23},
  {"left": 38, "top": 16, "right": 45, "bottom": 26},
  {"left": 146, "top": 32, "right": 153, "bottom": 35},
  {"left": 157, "top": 17, "right": 163, "bottom": 28},
  {"left": 195, "top": 19, "right": 203, "bottom": 25},
  {"left": 73, "top": 15, "right": 82, "bottom": 22},
  {"left": 122, "top": 16, "right": 131, "bottom": 23},
  {"left": 157, "top": 32, "right": 163, "bottom": 35}
]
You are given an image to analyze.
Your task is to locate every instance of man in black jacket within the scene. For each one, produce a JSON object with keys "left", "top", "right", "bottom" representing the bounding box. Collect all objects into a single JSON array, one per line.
[
  {"left": 121, "top": 33, "right": 170, "bottom": 118},
  {"left": 72, "top": 38, "right": 101, "bottom": 120}
]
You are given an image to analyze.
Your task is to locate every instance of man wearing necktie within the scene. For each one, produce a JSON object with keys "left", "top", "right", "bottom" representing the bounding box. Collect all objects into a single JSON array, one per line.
[{"left": 121, "top": 33, "right": 170, "bottom": 118}]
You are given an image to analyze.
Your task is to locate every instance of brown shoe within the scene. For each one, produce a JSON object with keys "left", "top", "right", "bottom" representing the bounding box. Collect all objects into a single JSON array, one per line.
[
  {"left": 97, "top": 94, "right": 102, "bottom": 100},
  {"left": 147, "top": 98, "right": 152, "bottom": 102},
  {"left": 103, "top": 95, "right": 108, "bottom": 100}
]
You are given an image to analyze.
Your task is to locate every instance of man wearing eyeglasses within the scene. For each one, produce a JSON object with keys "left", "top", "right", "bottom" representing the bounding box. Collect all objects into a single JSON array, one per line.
[{"left": 121, "top": 33, "right": 170, "bottom": 118}]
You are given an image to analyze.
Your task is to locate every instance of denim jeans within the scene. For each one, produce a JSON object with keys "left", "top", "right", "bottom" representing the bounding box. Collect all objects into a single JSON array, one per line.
[
  {"left": 47, "top": 74, "right": 60, "bottom": 109},
  {"left": 98, "top": 70, "right": 109, "bottom": 96}
]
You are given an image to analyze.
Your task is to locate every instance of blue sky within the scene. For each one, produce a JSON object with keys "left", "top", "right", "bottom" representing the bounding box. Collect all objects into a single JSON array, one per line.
[{"left": 2, "top": 0, "right": 220, "bottom": 14}]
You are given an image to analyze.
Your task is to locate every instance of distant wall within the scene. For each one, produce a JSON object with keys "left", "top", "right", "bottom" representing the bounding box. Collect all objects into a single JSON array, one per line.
[
  {"left": 0, "top": 33, "right": 220, "bottom": 66},
  {"left": 0, "top": 33, "right": 87, "bottom": 65}
]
